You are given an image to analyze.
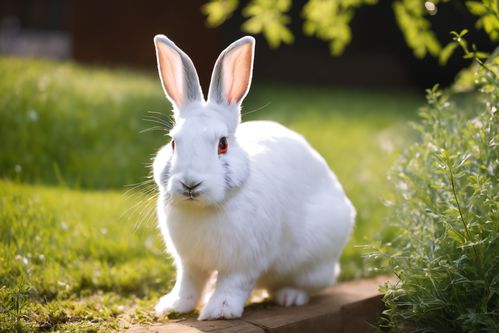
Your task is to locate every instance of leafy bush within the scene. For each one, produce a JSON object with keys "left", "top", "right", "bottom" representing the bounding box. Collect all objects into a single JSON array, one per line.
[{"left": 371, "top": 53, "right": 498, "bottom": 331}]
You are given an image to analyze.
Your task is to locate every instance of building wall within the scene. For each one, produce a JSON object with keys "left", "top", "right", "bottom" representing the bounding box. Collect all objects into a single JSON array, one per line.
[{"left": 70, "top": 0, "right": 222, "bottom": 91}]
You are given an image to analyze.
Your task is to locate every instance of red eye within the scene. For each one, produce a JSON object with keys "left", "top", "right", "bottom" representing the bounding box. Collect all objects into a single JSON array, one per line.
[
  {"left": 218, "top": 137, "right": 228, "bottom": 154},
  {"left": 171, "top": 140, "right": 175, "bottom": 150}
]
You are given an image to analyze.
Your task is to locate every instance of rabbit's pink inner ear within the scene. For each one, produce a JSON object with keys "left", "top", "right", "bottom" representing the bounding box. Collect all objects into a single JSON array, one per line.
[
  {"left": 156, "top": 42, "right": 184, "bottom": 107},
  {"left": 223, "top": 42, "right": 253, "bottom": 104}
]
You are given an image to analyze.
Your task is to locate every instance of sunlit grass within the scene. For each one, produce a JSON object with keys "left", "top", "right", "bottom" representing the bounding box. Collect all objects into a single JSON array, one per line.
[
  {"left": 0, "top": 57, "right": 168, "bottom": 189},
  {"left": 0, "top": 57, "right": 422, "bottom": 331},
  {"left": 0, "top": 180, "right": 173, "bottom": 331}
]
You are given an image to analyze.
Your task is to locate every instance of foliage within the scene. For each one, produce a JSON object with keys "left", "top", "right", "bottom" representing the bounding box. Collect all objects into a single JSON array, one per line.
[
  {"left": 242, "top": 0, "right": 295, "bottom": 48},
  {"left": 466, "top": 0, "right": 499, "bottom": 42},
  {"left": 369, "top": 47, "right": 498, "bottom": 331},
  {"left": 202, "top": 0, "right": 498, "bottom": 60},
  {"left": 393, "top": 0, "right": 444, "bottom": 59},
  {"left": 440, "top": 29, "right": 490, "bottom": 66},
  {"left": 0, "top": 57, "right": 422, "bottom": 330},
  {"left": 203, "top": 0, "right": 294, "bottom": 48},
  {"left": 202, "top": 0, "right": 239, "bottom": 26},
  {"left": 302, "top": 0, "right": 377, "bottom": 55}
]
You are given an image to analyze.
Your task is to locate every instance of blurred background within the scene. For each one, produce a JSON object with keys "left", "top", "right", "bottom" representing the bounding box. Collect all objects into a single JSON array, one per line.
[
  {"left": 1, "top": 0, "right": 493, "bottom": 89},
  {"left": 0, "top": 1, "right": 496, "bottom": 331}
]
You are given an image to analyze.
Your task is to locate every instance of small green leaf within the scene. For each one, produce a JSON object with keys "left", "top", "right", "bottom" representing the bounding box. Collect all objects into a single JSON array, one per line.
[
  {"left": 202, "top": 0, "right": 239, "bottom": 27},
  {"left": 439, "top": 42, "right": 458, "bottom": 65},
  {"left": 465, "top": 1, "right": 487, "bottom": 16},
  {"left": 241, "top": 0, "right": 294, "bottom": 48}
]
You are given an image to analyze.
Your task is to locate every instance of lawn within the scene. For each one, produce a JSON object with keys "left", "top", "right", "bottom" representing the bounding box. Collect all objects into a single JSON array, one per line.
[{"left": 0, "top": 57, "right": 422, "bottom": 331}]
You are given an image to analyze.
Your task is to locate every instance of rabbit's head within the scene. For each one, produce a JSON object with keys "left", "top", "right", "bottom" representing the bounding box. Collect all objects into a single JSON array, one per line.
[{"left": 152, "top": 35, "right": 254, "bottom": 206}]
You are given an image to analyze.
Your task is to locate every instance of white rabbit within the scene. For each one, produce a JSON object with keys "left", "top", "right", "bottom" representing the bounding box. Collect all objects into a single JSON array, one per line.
[{"left": 152, "top": 34, "right": 355, "bottom": 320}]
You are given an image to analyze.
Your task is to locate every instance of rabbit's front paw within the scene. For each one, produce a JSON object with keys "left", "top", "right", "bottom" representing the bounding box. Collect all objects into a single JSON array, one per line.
[
  {"left": 155, "top": 293, "right": 197, "bottom": 315},
  {"left": 198, "top": 296, "right": 244, "bottom": 320},
  {"left": 273, "top": 288, "right": 309, "bottom": 307}
]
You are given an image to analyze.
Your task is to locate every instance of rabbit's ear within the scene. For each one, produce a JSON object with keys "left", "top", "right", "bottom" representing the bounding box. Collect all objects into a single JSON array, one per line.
[
  {"left": 154, "top": 35, "right": 203, "bottom": 110},
  {"left": 208, "top": 36, "right": 255, "bottom": 106}
]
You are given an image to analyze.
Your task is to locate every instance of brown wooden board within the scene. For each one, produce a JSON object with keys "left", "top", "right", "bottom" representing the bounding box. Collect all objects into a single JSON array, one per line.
[{"left": 125, "top": 275, "right": 395, "bottom": 333}]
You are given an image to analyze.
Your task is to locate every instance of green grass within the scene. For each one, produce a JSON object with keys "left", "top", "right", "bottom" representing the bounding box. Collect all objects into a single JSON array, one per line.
[
  {"left": 0, "top": 58, "right": 167, "bottom": 189},
  {"left": 0, "top": 181, "right": 173, "bottom": 331},
  {"left": 0, "top": 57, "right": 422, "bottom": 331}
]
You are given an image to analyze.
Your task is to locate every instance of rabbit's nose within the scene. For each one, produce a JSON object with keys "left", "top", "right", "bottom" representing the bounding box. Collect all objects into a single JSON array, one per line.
[{"left": 180, "top": 180, "right": 202, "bottom": 191}]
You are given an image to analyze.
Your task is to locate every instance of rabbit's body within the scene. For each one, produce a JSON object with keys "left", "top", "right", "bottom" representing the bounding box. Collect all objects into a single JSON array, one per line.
[
  {"left": 151, "top": 35, "right": 355, "bottom": 320},
  {"left": 158, "top": 118, "right": 353, "bottom": 282}
]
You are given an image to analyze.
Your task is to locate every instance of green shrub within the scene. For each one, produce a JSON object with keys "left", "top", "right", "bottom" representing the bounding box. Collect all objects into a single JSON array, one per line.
[{"left": 372, "top": 55, "right": 498, "bottom": 331}]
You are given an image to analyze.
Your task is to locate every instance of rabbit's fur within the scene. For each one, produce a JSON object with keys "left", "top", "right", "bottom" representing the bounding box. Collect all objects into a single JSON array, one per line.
[{"left": 152, "top": 35, "right": 355, "bottom": 320}]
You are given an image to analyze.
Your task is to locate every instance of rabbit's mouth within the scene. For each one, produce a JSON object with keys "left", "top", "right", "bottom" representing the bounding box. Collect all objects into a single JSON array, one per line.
[
  {"left": 184, "top": 195, "right": 197, "bottom": 201},
  {"left": 165, "top": 176, "right": 228, "bottom": 207},
  {"left": 176, "top": 193, "right": 212, "bottom": 208}
]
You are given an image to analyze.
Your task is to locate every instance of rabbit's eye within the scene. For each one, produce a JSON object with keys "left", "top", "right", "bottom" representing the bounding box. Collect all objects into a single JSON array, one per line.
[
  {"left": 218, "top": 137, "right": 228, "bottom": 154},
  {"left": 171, "top": 140, "right": 175, "bottom": 151}
]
